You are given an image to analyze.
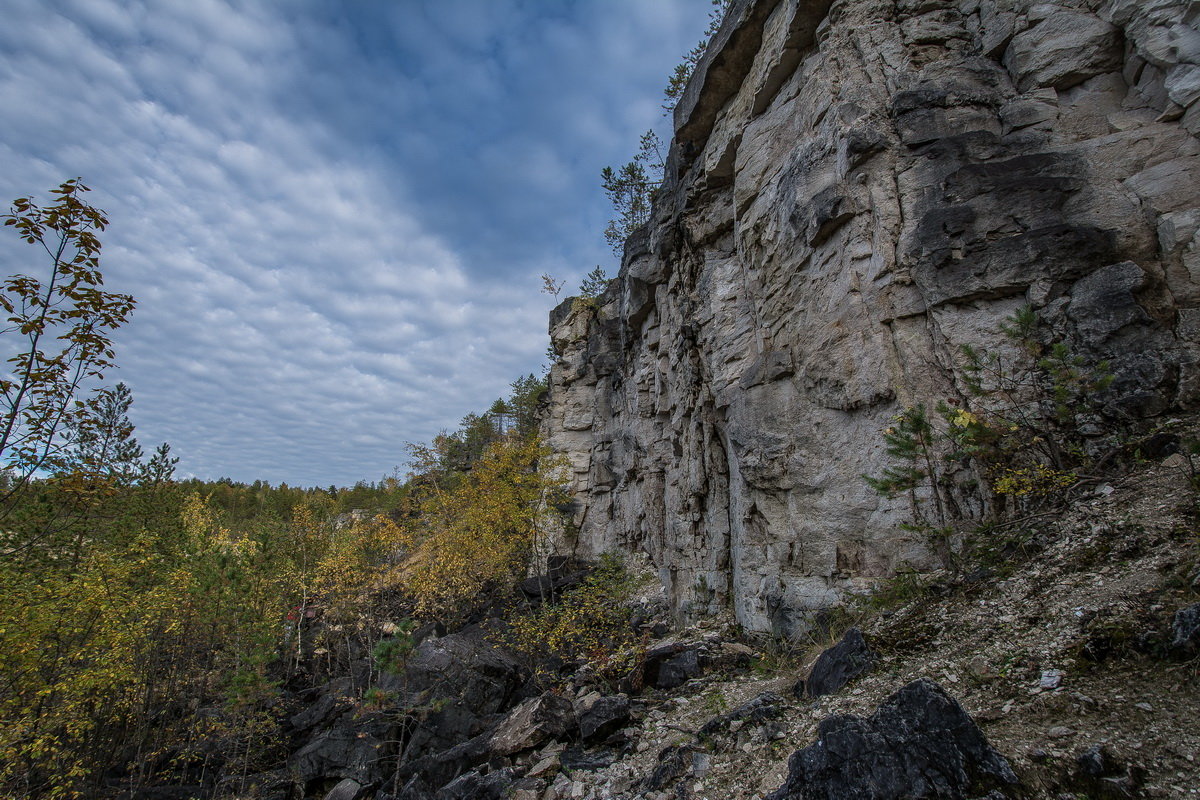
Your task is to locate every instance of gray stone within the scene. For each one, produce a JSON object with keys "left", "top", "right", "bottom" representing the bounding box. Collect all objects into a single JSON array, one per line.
[
  {"left": 289, "top": 677, "right": 353, "bottom": 733},
  {"left": 1004, "top": 13, "right": 1123, "bottom": 91},
  {"left": 323, "top": 778, "right": 366, "bottom": 800},
  {"left": 1170, "top": 602, "right": 1200, "bottom": 654},
  {"left": 641, "top": 745, "right": 702, "bottom": 792},
  {"left": 489, "top": 694, "right": 576, "bottom": 756},
  {"left": 435, "top": 768, "right": 515, "bottom": 800},
  {"left": 643, "top": 644, "right": 703, "bottom": 689},
  {"left": 578, "top": 694, "right": 631, "bottom": 740},
  {"left": 699, "top": 691, "right": 784, "bottom": 736},
  {"left": 1038, "top": 669, "right": 1064, "bottom": 690},
  {"left": 378, "top": 628, "right": 527, "bottom": 773},
  {"left": 290, "top": 723, "right": 390, "bottom": 786},
  {"left": 1165, "top": 63, "right": 1200, "bottom": 108}
]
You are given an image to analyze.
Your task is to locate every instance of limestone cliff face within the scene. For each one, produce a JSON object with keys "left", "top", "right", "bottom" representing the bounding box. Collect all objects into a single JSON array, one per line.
[{"left": 544, "top": 0, "right": 1200, "bottom": 635}]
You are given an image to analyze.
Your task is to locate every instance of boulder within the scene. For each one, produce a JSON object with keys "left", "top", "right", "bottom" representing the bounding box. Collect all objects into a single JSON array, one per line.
[
  {"left": 389, "top": 774, "right": 435, "bottom": 800},
  {"left": 290, "top": 719, "right": 393, "bottom": 787},
  {"left": 488, "top": 694, "right": 576, "bottom": 756},
  {"left": 560, "top": 746, "right": 619, "bottom": 771},
  {"left": 390, "top": 731, "right": 493, "bottom": 795},
  {"left": 1072, "top": 743, "right": 1144, "bottom": 796},
  {"left": 800, "top": 628, "right": 876, "bottom": 699},
  {"left": 641, "top": 642, "right": 704, "bottom": 689},
  {"left": 322, "top": 778, "right": 366, "bottom": 800},
  {"left": 289, "top": 677, "right": 354, "bottom": 734},
  {"left": 642, "top": 744, "right": 703, "bottom": 792},
  {"left": 381, "top": 628, "right": 526, "bottom": 715},
  {"left": 766, "top": 679, "right": 1017, "bottom": 799},
  {"left": 435, "top": 768, "right": 516, "bottom": 800},
  {"left": 577, "top": 694, "right": 630, "bottom": 741},
  {"left": 520, "top": 556, "right": 589, "bottom": 601},
  {"left": 379, "top": 627, "right": 528, "bottom": 765}
]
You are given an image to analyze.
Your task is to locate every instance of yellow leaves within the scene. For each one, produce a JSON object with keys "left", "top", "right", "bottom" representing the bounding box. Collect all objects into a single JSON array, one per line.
[
  {"left": 992, "top": 464, "right": 1077, "bottom": 496},
  {"left": 399, "top": 435, "right": 566, "bottom": 618},
  {"left": 506, "top": 555, "right": 640, "bottom": 679},
  {"left": 0, "top": 433, "right": 570, "bottom": 795},
  {"left": 948, "top": 408, "right": 980, "bottom": 428}
]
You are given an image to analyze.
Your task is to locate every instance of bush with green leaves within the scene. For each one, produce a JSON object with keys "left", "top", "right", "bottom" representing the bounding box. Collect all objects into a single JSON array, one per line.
[
  {"left": 505, "top": 554, "right": 643, "bottom": 685},
  {"left": 373, "top": 619, "right": 417, "bottom": 675},
  {"left": 866, "top": 306, "right": 1120, "bottom": 563}
]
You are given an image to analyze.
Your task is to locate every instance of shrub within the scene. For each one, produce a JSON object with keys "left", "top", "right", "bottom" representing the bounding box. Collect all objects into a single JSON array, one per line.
[
  {"left": 400, "top": 434, "right": 568, "bottom": 619},
  {"left": 372, "top": 620, "right": 417, "bottom": 675},
  {"left": 506, "top": 554, "right": 643, "bottom": 683},
  {"left": 865, "top": 306, "right": 1119, "bottom": 564}
]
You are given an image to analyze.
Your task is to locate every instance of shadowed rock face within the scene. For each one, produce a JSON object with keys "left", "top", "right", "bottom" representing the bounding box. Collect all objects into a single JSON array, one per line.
[
  {"left": 801, "top": 627, "right": 875, "bottom": 699},
  {"left": 765, "top": 678, "right": 1017, "bottom": 800},
  {"left": 543, "top": 0, "right": 1200, "bottom": 634}
]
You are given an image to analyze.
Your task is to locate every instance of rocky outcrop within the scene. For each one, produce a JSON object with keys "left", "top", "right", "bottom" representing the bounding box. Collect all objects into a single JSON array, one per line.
[
  {"left": 544, "top": 0, "right": 1200, "bottom": 634},
  {"left": 765, "top": 678, "right": 1017, "bottom": 799}
]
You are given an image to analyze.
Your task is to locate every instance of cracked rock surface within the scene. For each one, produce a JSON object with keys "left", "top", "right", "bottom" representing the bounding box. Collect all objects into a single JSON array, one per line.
[{"left": 543, "top": 0, "right": 1200, "bottom": 635}]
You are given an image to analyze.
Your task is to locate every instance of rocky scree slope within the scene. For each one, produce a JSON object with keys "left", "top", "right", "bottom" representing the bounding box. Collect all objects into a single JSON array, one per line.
[
  {"left": 275, "top": 452, "right": 1200, "bottom": 799},
  {"left": 542, "top": 0, "right": 1200, "bottom": 635}
]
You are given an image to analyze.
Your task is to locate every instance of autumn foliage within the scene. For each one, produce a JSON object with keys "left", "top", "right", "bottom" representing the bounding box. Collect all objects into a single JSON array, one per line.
[{"left": 0, "top": 183, "right": 570, "bottom": 798}]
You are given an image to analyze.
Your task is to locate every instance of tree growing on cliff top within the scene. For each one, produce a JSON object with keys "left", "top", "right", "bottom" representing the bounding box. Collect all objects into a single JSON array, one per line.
[
  {"left": 601, "top": 131, "right": 665, "bottom": 256},
  {"left": 662, "top": 0, "right": 733, "bottom": 112}
]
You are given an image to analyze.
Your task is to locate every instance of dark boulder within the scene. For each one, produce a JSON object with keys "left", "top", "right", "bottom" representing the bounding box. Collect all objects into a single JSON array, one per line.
[
  {"left": 1076, "top": 743, "right": 1110, "bottom": 778},
  {"left": 799, "top": 628, "right": 875, "bottom": 699},
  {"left": 289, "top": 677, "right": 354, "bottom": 734},
  {"left": 560, "top": 746, "right": 620, "bottom": 771},
  {"left": 519, "top": 557, "right": 589, "bottom": 602},
  {"left": 379, "top": 627, "right": 528, "bottom": 764},
  {"left": 391, "top": 731, "right": 494, "bottom": 795},
  {"left": 410, "top": 620, "right": 446, "bottom": 647},
  {"left": 578, "top": 694, "right": 631, "bottom": 741},
  {"left": 386, "top": 774, "right": 435, "bottom": 800},
  {"left": 380, "top": 627, "right": 526, "bottom": 714},
  {"left": 1072, "top": 743, "right": 1143, "bottom": 797},
  {"left": 435, "top": 768, "right": 516, "bottom": 800},
  {"left": 290, "top": 716, "right": 394, "bottom": 787},
  {"left": 641, "top": 642, "right": 704, "bottom": 689},
  {"left": 488, "top": 693, "right": 576, "bottom": 756},
  {"left": 642, "top": 744, "right": 703, "bottom": 792},
  {"left": 766, "top": 678, "right": 1017, "bottom": 800}
]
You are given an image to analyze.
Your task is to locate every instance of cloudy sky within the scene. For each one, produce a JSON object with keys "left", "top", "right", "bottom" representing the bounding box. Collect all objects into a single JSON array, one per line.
[{"left": 0, "top": 0, "right": 712, "bottom": 486}]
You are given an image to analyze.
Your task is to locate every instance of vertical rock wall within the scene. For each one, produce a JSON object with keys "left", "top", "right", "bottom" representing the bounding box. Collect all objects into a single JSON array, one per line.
[{"left": 544, "top": 0, "right": 1200, "bottom": 635}]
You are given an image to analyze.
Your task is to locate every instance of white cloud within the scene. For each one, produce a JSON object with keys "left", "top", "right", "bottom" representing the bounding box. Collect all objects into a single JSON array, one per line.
[{"left": 0, "top": 0, "right": 710, "bottom": 485}]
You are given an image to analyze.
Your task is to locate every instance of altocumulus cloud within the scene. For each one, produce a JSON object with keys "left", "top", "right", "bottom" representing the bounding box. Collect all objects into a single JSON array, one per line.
[{"left": 0, "top": 0, "right": 711, "bottom": 486}]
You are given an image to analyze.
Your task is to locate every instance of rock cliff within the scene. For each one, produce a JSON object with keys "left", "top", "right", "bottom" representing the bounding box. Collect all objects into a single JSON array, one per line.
[{"left": 543, "top": 0, "right": 1200, "bottom": 635}]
